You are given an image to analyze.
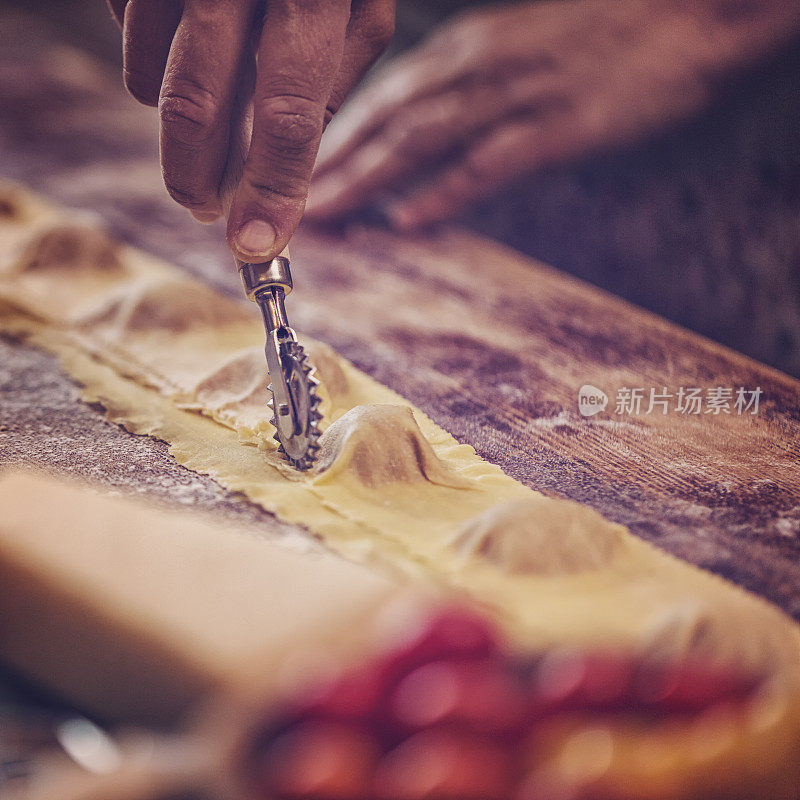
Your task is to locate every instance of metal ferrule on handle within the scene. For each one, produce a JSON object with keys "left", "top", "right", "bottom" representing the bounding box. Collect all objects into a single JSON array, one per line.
[
  {"left": 239, "top": 254, "right": 293, "bottom": 335},
  {"left": 239, "top": 255, "right": 293, "bottom": 301}
]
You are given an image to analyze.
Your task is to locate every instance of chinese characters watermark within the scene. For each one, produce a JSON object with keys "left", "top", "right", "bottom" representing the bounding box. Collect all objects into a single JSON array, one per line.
[{"left": 577, "top": 384, "right": 763, "bottom": 418}]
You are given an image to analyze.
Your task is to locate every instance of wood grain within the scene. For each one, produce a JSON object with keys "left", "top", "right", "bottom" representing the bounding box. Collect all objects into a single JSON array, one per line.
[{"left": 1, "top": 37, "right": 799, "bottom": 620}]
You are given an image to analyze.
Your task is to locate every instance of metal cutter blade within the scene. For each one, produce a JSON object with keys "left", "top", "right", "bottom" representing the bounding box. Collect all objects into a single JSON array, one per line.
[
  {"left": 265, "top": 333, "right": 322, "bottom": 469},
  {"left": 239, "top": 255, "right": 322, "bottom": 470}
]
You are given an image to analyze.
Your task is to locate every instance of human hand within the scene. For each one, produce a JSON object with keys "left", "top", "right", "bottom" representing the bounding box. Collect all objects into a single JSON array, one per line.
[
  {"left": 107, "top": 0, "right": 395, "bottom": 261},
  {"left": 306, "top": 0, "right": 800, "bottom": 230}
]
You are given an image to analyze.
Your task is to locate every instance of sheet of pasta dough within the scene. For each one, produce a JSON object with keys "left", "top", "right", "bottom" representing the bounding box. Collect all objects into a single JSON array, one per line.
[{"left": 1, "top": 180, "right": 799, "bottom": 683}]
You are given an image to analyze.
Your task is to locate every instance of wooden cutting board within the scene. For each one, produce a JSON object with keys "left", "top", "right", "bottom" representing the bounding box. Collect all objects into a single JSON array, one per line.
[{"left": 0, "top": 30, "right": 799, "bottom": 623}]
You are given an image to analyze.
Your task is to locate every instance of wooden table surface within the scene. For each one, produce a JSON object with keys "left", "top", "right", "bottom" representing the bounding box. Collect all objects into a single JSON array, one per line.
[{"left": 1, "top": 34, "right": 799, "bottom": 625}]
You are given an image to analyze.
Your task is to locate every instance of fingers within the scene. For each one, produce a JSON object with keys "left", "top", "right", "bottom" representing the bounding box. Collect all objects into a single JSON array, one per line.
[
  {"left": 307, "top": 90, "right": 466, "bottom": 219},
  {"left": 306, "top": 74, "right": 567, "bottom": 221},
  {"left": 122, "top": 0, "right": 181, "bottom": 106},
  {"left": 159, "top": 0, "right": 257, "bottom": 221},
  {"left": 313, "top": 31, "right": 475, "bottom": 177},
  {"left": 388, "top": 112, "right": 579, "bottom": 230},
  {"left": 314, "top": 5, "right": 516, "bottom": 175},
  {"left": 227, "top": 0, "right": 351, "bottom": 262}
]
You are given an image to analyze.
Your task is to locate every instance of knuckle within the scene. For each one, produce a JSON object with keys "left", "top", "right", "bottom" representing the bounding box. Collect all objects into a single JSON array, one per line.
[
  {"left": 285, "top": 0, "right": 345, "bottom": 11},
  {"left": 248, "top": 178, "right": 308, "bottom": 203},
  {"left": 390, "top": 115, "right": 425, "bottom": 154},
  {"left": 462, "top": 146, "right": 494, "bottom": 182},
  {"left": 245, "top": 151, "right": 311, "bottom": 200},
  {"left": 159, "top": 80, "right": 220, "bottom": 146},
  {"left": 255, "top": 93, "right": 323, "bottom": 155},
  {"left": 438, "top": 8, "right": 493, "bottom": 54},
  {"left": 185, "top": 0, "right": 239, "bottom": 21}
]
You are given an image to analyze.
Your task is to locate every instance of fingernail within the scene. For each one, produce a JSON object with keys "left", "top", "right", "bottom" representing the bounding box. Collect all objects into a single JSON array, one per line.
[
  {"left": 191, "top": 210, "right": 221, "bottom": 225},
  {"left": 235, "top": 219, "right": 277, "bottom": 258}
]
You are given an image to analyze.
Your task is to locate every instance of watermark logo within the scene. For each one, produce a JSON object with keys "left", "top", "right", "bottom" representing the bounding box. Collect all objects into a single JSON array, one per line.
[
  {"left": 577, "top": 385, "right": 763, "bottom": 417},
  {"left": 577, "top": 384, "right": 609, "bottom": 417}
]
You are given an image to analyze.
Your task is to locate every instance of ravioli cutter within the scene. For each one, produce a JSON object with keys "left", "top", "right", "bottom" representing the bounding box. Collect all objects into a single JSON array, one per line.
[{"left": 238, "top": 250, "right": 322, "bottom": 470}]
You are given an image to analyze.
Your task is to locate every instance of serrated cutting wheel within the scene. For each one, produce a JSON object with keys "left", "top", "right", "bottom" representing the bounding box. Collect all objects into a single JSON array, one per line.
[
  {"left": 267, "top": 338, "right": 322, "bottom": 470},
  {"left": 238, "top": 253, "right": 323, "bottom": 471}
]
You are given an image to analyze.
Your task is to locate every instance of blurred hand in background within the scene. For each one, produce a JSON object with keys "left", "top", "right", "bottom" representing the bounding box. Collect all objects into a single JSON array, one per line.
[
  {"left": 307, "top": 0, "right": 800, "bottom": 231},
  {"left": 107, "top": 0, "right": 395, "bottom": 262}
]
